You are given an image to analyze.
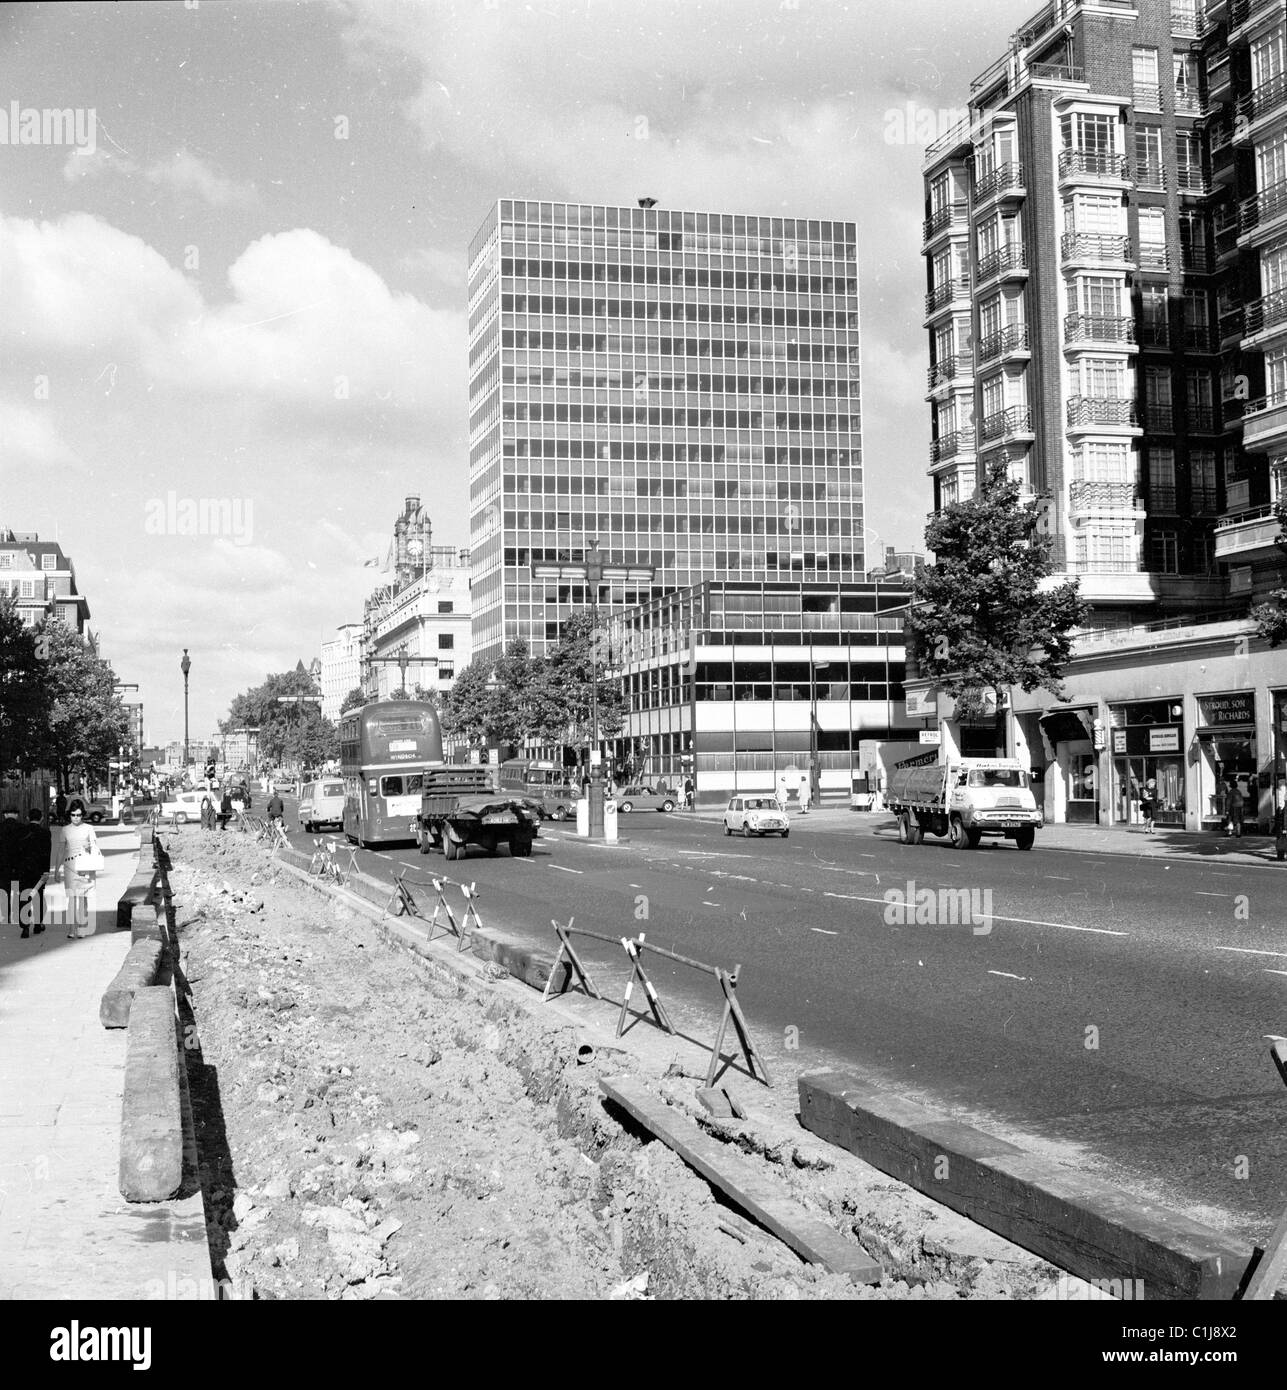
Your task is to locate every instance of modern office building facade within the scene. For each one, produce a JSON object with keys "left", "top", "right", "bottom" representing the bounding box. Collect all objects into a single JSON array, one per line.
[
  {"left": 922, "top": 0, "right": 1228, "bottom": 628},
  {"left": 466, "top": 200, "right": 864, "bottom": 664},
  {"left": 607, "top": 578, "right": 920, "bottom": 805}
]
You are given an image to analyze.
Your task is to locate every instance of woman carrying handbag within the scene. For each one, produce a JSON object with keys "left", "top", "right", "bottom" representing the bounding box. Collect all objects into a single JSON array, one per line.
[{"left": 48, "top": 800, "right": 104, "bottom": 938}]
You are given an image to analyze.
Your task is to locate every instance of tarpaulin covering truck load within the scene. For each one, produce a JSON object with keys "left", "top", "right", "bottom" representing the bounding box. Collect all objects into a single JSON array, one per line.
[{"left": 886, "top": 757, "right": 1043, "bottom": 850}]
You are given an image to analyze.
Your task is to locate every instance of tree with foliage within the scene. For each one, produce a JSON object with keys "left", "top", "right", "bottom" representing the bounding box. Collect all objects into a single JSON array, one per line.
[
  {"left": 1250, "top": 495, "right": 1287, "bottom": 647},
  {"left": 339, "top": 686, "right": 367, "bottom": 716},
  {"left": 0, "top": 594, "right": 52, "bottom": 779},
  {"left": 440, "top": 639, "right": 537, "bottom": 751},
  {"left": 909, "top": 461, "right": 1090, "bottom": 720},
  {"left": 32, "top": 619, "right": 132, "bottom": 792},
  {"left": 529, "top": 610, "right": 626, "bottom": 760},
  {"left": 220, "top": 669, "right": 337, "bottom": 769}
]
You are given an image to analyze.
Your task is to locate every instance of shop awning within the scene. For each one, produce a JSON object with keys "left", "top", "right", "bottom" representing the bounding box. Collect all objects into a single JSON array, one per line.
[{"left": 1039, "top": 708, "right": 1094, "bottom": 744}]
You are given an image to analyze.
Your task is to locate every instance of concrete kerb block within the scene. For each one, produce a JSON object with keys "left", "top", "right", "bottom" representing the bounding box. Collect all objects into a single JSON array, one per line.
[
  {"left": 798, "top": 1070, "right": 1253, "bottom": 1301},
  {"left": 100, "top": 938, "right": 165, "bottom": 1028},
  {"left": 119, "top": 987, "right": 184, "bottom": 1203}
]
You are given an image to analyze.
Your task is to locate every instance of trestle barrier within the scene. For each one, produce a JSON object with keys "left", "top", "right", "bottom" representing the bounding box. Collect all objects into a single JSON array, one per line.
[
  {"left": 308, "top": 836, "right": 345, "bottom": 884},
  {"left": 383, "top": 867, "right": 484, "bottom": 951},
  {"left": 543, "top": 918, "right": 772, "bottom": 1089}
]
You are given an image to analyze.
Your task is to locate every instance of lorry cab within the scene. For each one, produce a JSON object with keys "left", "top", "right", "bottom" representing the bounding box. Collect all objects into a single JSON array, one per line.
[{"left": 889, "top": 756, "right": 1043, "bottom": 850}]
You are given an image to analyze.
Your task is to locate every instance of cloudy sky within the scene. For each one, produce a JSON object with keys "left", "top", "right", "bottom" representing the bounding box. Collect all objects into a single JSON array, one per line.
[{"left": 0, "top": 0, "right": 1038, "bottom": 744}]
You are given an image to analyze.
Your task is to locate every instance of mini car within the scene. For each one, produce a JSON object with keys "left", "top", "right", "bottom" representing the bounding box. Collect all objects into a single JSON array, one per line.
[
  {"left": 159, "top": 791, "right": 211, "bottom": 825},
  {"left": 615, "top": 784, "right": 678, "bottom": 813},
  {"left": 723, "top": 794, "right": 790, "bottom": 838}
]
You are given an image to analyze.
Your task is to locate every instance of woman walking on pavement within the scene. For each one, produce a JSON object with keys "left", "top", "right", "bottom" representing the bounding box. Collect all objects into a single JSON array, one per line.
[
  {"left": 1140, "top": 780, "right": 1155, "bottom": 834},
  {"left": 48, "top": 800, "right": 102, "bottom": 938}
]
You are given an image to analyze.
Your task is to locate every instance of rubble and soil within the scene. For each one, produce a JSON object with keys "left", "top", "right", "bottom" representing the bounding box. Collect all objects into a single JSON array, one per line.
[{"left": 169, "top": 831, "right": 1067, "bottom": 1299}]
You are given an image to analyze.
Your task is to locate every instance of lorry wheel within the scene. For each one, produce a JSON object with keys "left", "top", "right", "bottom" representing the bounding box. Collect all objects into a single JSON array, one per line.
[
  {"left": 909, "top": 819, "right": 925, "bottom": 845},
  {"left": 949, "top": 818, "right": 970, "bottom": 850},
  {"left": 897, "top": 813, "right": 910, "bottom": 844},
  {"left": 551, "top": 805, "right": 566, "bottom": 821},
  {"left": 485, "top": 839, "right": 498, "bottom": 856},
  {"left": 511, "top": 838, "right": 533, "bottom": 857},
  {"left": 966, "top": 827, "right": 983, "bottom": 849},
  {"left": 1015, "top": 827, "right": 1035, "bottom": 851},
  {"left": 418, "top": 831, "right": 430, "bottom": 855}
]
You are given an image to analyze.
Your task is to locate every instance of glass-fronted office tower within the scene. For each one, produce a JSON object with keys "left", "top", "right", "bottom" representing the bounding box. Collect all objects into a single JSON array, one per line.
[{"left": 466, "top": 201, "right": 864, "bottom": 662}]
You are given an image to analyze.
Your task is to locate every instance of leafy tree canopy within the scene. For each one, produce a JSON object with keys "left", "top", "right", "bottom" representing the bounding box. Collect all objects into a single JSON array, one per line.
[
  {"left": 33, "top": 619, "right": 131, "bottom": 790},
  {"left": 220, "top": 669, "right": 337, "bottom": 768},
  {"left": 909, "top": 461, "right": 1090, "bottom": 715},
  {"left": 0, "top": 593, "right": 51, "bottom": 779},
  {"left": 339, "top": 686, "right": 367, "bottom": 716}
]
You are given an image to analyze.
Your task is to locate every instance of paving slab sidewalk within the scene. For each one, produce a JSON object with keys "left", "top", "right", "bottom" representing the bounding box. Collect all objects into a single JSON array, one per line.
[{"left": 0, "top": 824, "right": 212, "bottom": 1299}]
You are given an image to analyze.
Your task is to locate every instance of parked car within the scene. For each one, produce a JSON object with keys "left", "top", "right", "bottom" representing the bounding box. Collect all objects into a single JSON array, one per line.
[
  {"left": 615, "top": 784, "right": 678, "bottom": 813},
  {"left": 271, "top": 777, "right": 295, "bottom": 795},
  {"left": 159, "top": 790, "right": 211, "bottom": 825},
  {"left": 723, "top": 795, "right": 790, "bottom": 838},
  {"left": 80, "top": 800, "right": 112, "bottom": 824},
  {"left": 299, "top": 779, "right": 346, "bottom": 833}
]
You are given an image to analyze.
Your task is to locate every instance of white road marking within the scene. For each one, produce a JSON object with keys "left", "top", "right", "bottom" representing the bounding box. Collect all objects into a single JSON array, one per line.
[
  {"left": 548, "top": 864, "right": 583, "bottom": 875},
  {"left": 1195, "top": 891, "right": 1226, "bottom": 897},
  {"left": 988, "top": 971, "right": 1029, "bottom": 981},
  {"left": 1216, "top": 946, "right": 1287, "bottom": 958},
  {"left": 1265, "top": 969, "right": 1287, "bottom": 977},
  {"left": 821, "top": 890, "right": 1127, "bottom": 935},
  {"left": 1044, "top": 875, "right": 1072, "bottom": 881},
  {"left": 810, "top": 928, "right": 838, "bottom": 935},
  {"left": 704, "top": 902, "right": 721, "bottom": 908}
]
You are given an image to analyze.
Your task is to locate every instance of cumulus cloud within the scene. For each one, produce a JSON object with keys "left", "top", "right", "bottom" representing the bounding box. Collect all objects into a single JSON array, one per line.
[{"left": 0, "top": 399, "right": 83, "bottom": 470}]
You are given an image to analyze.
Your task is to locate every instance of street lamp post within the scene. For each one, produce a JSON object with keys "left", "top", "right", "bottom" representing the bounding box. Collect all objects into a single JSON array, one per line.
[
  {"left": 180, "top": 650, "right": 191, "bottom": 775},
  {"left": 531, "top": 540, "right": 655, "bottom": 840}
]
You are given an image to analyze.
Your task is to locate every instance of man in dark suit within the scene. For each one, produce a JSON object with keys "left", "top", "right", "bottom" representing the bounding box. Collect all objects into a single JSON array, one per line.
[
  {"left": 1, "top": 807, "right": 27, "bottom": 937},
  {"left": 18, "top": 810, "right": 50, "bottom": 936}
]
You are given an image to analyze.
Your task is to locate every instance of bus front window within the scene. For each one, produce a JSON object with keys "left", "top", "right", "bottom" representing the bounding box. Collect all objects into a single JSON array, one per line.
[{"left": 382, "top": 775, "right": 403, "bottom": 796}]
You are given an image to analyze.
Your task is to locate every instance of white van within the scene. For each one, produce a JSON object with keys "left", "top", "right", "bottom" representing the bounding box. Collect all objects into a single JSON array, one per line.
[{"left": 299, "top": 779, "right": 346, "bottom": 833}]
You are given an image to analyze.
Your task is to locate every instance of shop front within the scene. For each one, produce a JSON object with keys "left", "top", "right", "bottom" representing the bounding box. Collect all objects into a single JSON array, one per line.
[
  {"left": 1109, "top": 698, "right": 1186, "bottom": 827},
  {"left": 1037, "top": 706, "right": 1097, "bottom": 823},
  {"left": 1194, "top": 690, "right": 1258, "bottom": 831}
]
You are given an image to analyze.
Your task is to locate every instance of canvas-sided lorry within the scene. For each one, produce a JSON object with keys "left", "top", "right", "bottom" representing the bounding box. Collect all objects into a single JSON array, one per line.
[{"left": 886, "top": 756, "right": 1043, "bottom": 850}]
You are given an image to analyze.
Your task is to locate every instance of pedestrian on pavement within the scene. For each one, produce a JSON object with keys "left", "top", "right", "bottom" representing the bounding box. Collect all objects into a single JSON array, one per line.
[
  {"left": 775, "top": 777, "right": 789, "bottom": 816},
  {"left": 17, "top": 810, "right": 50, "bottom": 937},
  {"left": 218, "top": 790, "right": 234, "bottom": 831},
  {"left": 1227, "top": 778, "right": 1245, "bottom": 838},
  {"left": 683, "top": 776, "right": 694, "bottom": 810},
  {"left": 54, "top": 791, "right": 67, "bottom": 825},
  {"left": 51, "top": 801, "right": 101, "bottom": 939},
  {"left": 1140, "top": 780, "right": 1155, "bottom": 834},
  {"left": 798, "top": 779, "right": 812, "bottom": 815},
  {"left": 1, "top": 807, "right": 25, "bottom": 937}
]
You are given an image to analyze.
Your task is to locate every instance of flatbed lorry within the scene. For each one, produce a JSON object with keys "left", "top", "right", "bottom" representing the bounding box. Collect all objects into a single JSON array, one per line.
[
  {"left": 886, "top": 756, "right": 1042, "bottom": 850},
  {"left": 411, "top": 767, "right": 542, "bottom": 861}
]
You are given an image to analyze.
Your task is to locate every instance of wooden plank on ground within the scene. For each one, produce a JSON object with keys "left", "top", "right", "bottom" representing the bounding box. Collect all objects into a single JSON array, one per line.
[{"left": 600, "top": 1076, "right": 882, "bottom": 1284}]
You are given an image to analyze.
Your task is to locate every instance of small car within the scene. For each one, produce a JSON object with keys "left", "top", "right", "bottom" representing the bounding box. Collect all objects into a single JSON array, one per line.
[
  {"left": 271, "top": 777, "right": 295, "bottom": 795},
  {"left": 723, "top": 795, "right": 790, "bottom": 838},
  {"left": 615, "top": 784, "right": 678, "bottom": 813},
  {"left": 79, "top": 800, "right": 112, "bottom": 824},
  {"left": 159, "top": 791, "right": 211, "bottom": 825}
]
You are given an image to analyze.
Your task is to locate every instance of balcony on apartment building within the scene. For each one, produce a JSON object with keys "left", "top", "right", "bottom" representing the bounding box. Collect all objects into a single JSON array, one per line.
[
  {"left": 1068, "top": 479, "right": 1141, "bottom": 514},
  {"left": 1206, "top": 49, "right": 1231, "bottom": 100},
  {"left": 1147, "top": 485, "right": 1180, "bottom": 514},
  {"left": 1239, "top": 390, "right": 1287, "bottom": 451},
  {"left": 929, "top": 428, "right": 976, "bottom": 465},
  {"left": 979, "top": 405, "right": 1034, "bottom": 444},
  {"left": 973, "top": 162, "right": 1026, "bottom": 208},
  {"left": 1242, "top": 287, "right": 1287, "bottom": 342},
  {"left": 924, "top": 276, "right": 971, "bottom": 321},
  {"left": 1181, "top": 322, "right": 1216, "bottom": 350},
  {"left": 1174, "top": 89, "right": 1208, "bottom": 117},
  {"left": 1230, "top": 0, "right": 1282, "bottom": 42},
  {"left": 1136, "top": 160, "right": 1167, "bottom": 191},
  {"left": 976, "top": 242, "right": 1028, "bottom": 284},
  {"left": 1214, "top": 501, "right": 1285, "bottom": 560},
  {"left": 1066, "top": 395, "right": 1140, "bottom": 430},
  {"left": 1239, "top": 180, "right": 1287, "bottom": 243},
  {"left": 1068, "top": 560, "right": 1225, "bottom": 604},
  {"left": 1137, "top": 242, "right": 1171, "bottom": 272},
  {"left": 925, "top": 353, "right": 973, "bottom": 392},
  {"left": 1235, "top": 71, "right": 1287, "bottom": 130},
  {"left": 1175, "top": 165, "right": 1211, "bottom": 197},
  {"left": 977, "top": 322, "right": 1031, "bottom": 365},
  {"left": 1064, "top": 313, "right": 1137, "bottom": 348},
  {"left": 922, "top": 201, "right": 970, "bottom": 248},
  {"left": 1059, "top": 150, "right": 1130, "bottom": 186},
  {"left": 1189, "top": 404, "right": 1220, "bottom": 432},
  {"left": 1144, "top": 402, "right": 1176, "bottom": 432},
  {"left": 1061, "top": 231, "right": 1134, "bottom": 269},
  {"left": 1218, "top": 299, "right": 1245, "bottom": 344},
  {"left": 1171, "top": 1, "right": 1206, "bottom": 38},
  {"left": 1215, "top": 201, "right": 1241, "bottom": 258}
]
